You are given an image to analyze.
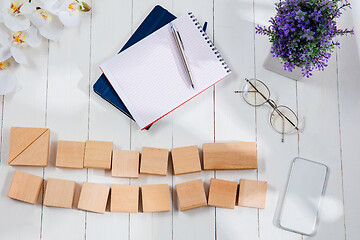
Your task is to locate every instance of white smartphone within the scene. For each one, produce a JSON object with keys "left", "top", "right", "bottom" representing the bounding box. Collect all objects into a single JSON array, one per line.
[{"left": 278, "top": 157, "right": 328, "bottom": 236}]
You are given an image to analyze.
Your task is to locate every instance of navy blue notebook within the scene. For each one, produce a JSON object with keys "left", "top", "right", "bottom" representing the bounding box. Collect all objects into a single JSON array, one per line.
[{"left": 93, "top": 6, "right": 176, "bottom": 128}]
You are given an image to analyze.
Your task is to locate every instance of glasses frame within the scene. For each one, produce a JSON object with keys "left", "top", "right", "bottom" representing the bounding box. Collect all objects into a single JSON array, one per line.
[{"left": 235, "top": 78, "right": 299, "bottom": 142}]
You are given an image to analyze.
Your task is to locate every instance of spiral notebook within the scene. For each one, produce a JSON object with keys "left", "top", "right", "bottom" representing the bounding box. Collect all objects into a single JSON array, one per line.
[{"left": 100, "top": 13, "right": 231, "bottom": 130}]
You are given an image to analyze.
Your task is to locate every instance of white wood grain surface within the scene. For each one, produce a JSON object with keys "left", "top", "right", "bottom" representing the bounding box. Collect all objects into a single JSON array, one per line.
[{"left": 0, "top": 0, "right": 359, "bottom": 239}]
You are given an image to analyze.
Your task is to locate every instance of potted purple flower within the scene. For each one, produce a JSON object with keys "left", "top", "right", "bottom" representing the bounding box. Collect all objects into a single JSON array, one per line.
[{"left": 256, "top": 0, "right": 354, "bottom": 79}]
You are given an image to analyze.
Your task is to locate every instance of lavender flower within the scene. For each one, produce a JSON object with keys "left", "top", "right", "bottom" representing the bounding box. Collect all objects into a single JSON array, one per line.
[{"left": 256, "top": 0, "right": 354, "bottom": 78}]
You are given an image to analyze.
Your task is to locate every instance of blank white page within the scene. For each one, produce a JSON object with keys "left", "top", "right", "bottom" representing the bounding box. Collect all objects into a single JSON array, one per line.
[{"left": 100, "top": 13, "right": 231, "bottom": 129}]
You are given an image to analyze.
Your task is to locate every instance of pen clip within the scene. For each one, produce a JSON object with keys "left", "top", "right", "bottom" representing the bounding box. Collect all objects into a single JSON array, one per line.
[{"left": 176, "top": 31, "right": 185, "bottom": 50}]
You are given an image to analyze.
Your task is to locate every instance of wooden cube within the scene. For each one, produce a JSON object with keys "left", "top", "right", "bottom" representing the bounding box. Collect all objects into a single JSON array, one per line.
[
  {"left": 112, "top": 150, "right": 139, "bottom": 178},
  {"left": 238, "top": 179, "right": 267, "bottom": 209},
  {"left": 171, "top": 145, "right": 201, "bottom": 175},
  {"left": 8, "top": 127, "right": 50, "bottom": 166},
  {"left": 77, "top": 182, "right": 110, "bottom": 214},
  {"left": 208, "top": 178, "right": 238, "bottom": 209},
  {"left": 84, "top": 140, "right": 113, "bottom": 169},
  {"left": 8, "top": 170, "right": 43, "bottom": 204},
  {"left": 203, "top": 142, "right": 257, "bottom": 170},
  {"left": 56, "top": 140, "right": 85, "bottom": 169},
  {"left": 43, "top": 178, "right": 76, "bottom": 208},
  {"left": 141, "top": 184, "right": 170, "bottom": 212},
  {"left": 176, "top": 179, "right": 207, "bottom": 211},
  {"left": 140, "top": 147, "right": 169, "bottom": 176},
  {"left": 110, "top": 185, "right": 139, "bottom": 213}
]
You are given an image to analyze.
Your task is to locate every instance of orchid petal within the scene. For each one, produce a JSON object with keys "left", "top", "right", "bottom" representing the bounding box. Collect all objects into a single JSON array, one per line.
[
  {"left": 41, "top": 0, "right": 62, "bottom": 14},
  {"left": 0, "top": 46, "right": 11, "bottom": 62},
  {"left": 58, "top": 10, "right": 79, "bottom": 28},
  {"left": 20, "top": 2, "right": 36, "bottom": 15},
  {"left": 0, "top": 30, "right": 10, "bottom": 45},
  {"left": 4, "top": 14, "right": 30, "bottom": 31},
  {"left": 0, "top": 70, "right": 17, "bottom": 95},
  {"left": 38, "top": 16, "right": 63, "bottom": 41},
  {"left": 10, "top": 46, "right": 27, "bottom": 64},
  {"left": 26, "top": 12, "right": 46, "bottom": 28},
  {"left": 26, "top": 26, "right": 42, "bottom": 48}
]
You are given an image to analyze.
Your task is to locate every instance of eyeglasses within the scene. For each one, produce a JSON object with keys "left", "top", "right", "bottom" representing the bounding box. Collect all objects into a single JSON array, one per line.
[{"left": 234, "top": 78, "right": 299, "bottom": 142}]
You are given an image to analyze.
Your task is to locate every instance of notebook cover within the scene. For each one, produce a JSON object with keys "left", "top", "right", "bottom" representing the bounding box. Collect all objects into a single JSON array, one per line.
[
  {"left": 93, "top": 5, "right": 176, "bottom": 128},
  {"left": 100, "top": 13, "right": 231, "bottom": 130}
]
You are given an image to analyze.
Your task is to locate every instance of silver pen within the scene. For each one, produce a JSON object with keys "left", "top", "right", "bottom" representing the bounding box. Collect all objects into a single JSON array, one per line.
[{"left": 170, "top": 22, "right": 194, "bottom": 89}]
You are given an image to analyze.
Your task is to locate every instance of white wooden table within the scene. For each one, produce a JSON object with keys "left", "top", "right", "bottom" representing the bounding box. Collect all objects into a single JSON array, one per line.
[{"left": 1, "top": 0, "right": 359, "bottom": 239}]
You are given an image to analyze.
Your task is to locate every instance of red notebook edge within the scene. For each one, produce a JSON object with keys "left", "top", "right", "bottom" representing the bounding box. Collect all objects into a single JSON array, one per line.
[{"left": 100, "top": 66, "right": 232, "bottom": 130}]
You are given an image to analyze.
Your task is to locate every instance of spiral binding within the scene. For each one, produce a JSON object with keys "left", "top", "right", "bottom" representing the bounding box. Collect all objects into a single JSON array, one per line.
[{"left": 188, "top": 12, "right": 231, "bottom": 73}]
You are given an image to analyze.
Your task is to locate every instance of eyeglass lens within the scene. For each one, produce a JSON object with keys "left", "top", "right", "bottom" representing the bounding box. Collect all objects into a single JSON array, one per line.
[
  {"left": 270, "top": 106, "right": 298, "bottom": 134},
  {"left": 242, "top": 79, "right": 270, "bottom": 106}
]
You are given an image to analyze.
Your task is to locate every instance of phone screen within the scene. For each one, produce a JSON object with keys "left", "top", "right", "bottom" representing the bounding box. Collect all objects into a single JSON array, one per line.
[{"left": 279, "top": 157, "right": 328, "bottom": 235}]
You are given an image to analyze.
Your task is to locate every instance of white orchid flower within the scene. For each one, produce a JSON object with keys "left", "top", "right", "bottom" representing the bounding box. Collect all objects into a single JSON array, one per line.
[
  {"left": 0, "top": 0, "right": 34, "bottom": 32},
  {"left": 0, "top": 26, "right": 42, "bottom": 65},
  {"left": 40, "top": 0, "right": 90, "bottom": 29},
  {"left": 25, "top": 3, "right": 64, "bottom": 41},
  {"left": 0, "top": 58, "right": 17, "bottom": 95}
]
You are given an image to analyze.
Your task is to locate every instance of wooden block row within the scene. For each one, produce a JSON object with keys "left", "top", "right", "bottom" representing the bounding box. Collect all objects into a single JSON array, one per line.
[
  {"left": 176, "top": 178, "right": 267, "bottom": 211},
  {"left": 7, "top": 171, "right": 169, "bottom": 213},
  {"left": 8, "top": 171, "right": 266, "bottom": 212},
  {"left": 8, "top": 128, "right": 257, "bottom": 173}
]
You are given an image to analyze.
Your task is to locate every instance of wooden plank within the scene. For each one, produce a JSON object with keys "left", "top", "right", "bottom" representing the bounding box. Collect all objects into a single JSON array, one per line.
[
  {"left": 0, "top": 26, "right": 49, "bottom": 239},
  {"left": 203, "top": 142, "right": 257, "bottom": 170},
  {"left": 129, "top": 1, "right": 173, "bottom": 240},
  {"left": 254, "top": 0, "right": 301, "bottom": 239},
  {"left": 298, "top": 47, "right": 345, "bottom": 240},
  {"left": 213, "top": 0, "right": 259, "bottom": 239},
  {"left": 41, "top": 8, "right": 91, "bottom": 240},
  {"left": 337, "top": 5, "right": 360, "bottom": 240},
  {"left": 171, "top": 0, "right": 215, "bottom": 238},
  {"left": 85, "top": 0, "right": 132, "bottom": 239}
]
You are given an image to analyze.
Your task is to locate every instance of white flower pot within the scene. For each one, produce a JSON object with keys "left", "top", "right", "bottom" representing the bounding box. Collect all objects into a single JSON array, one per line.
[{"left": 263, "top": 52, "right": 303, "bottom": 81}]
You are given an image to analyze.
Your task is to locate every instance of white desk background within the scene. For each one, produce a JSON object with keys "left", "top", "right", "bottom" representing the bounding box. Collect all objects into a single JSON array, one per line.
[{"left": 0, "top": 0, "right": 359, "bottom": 240}]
